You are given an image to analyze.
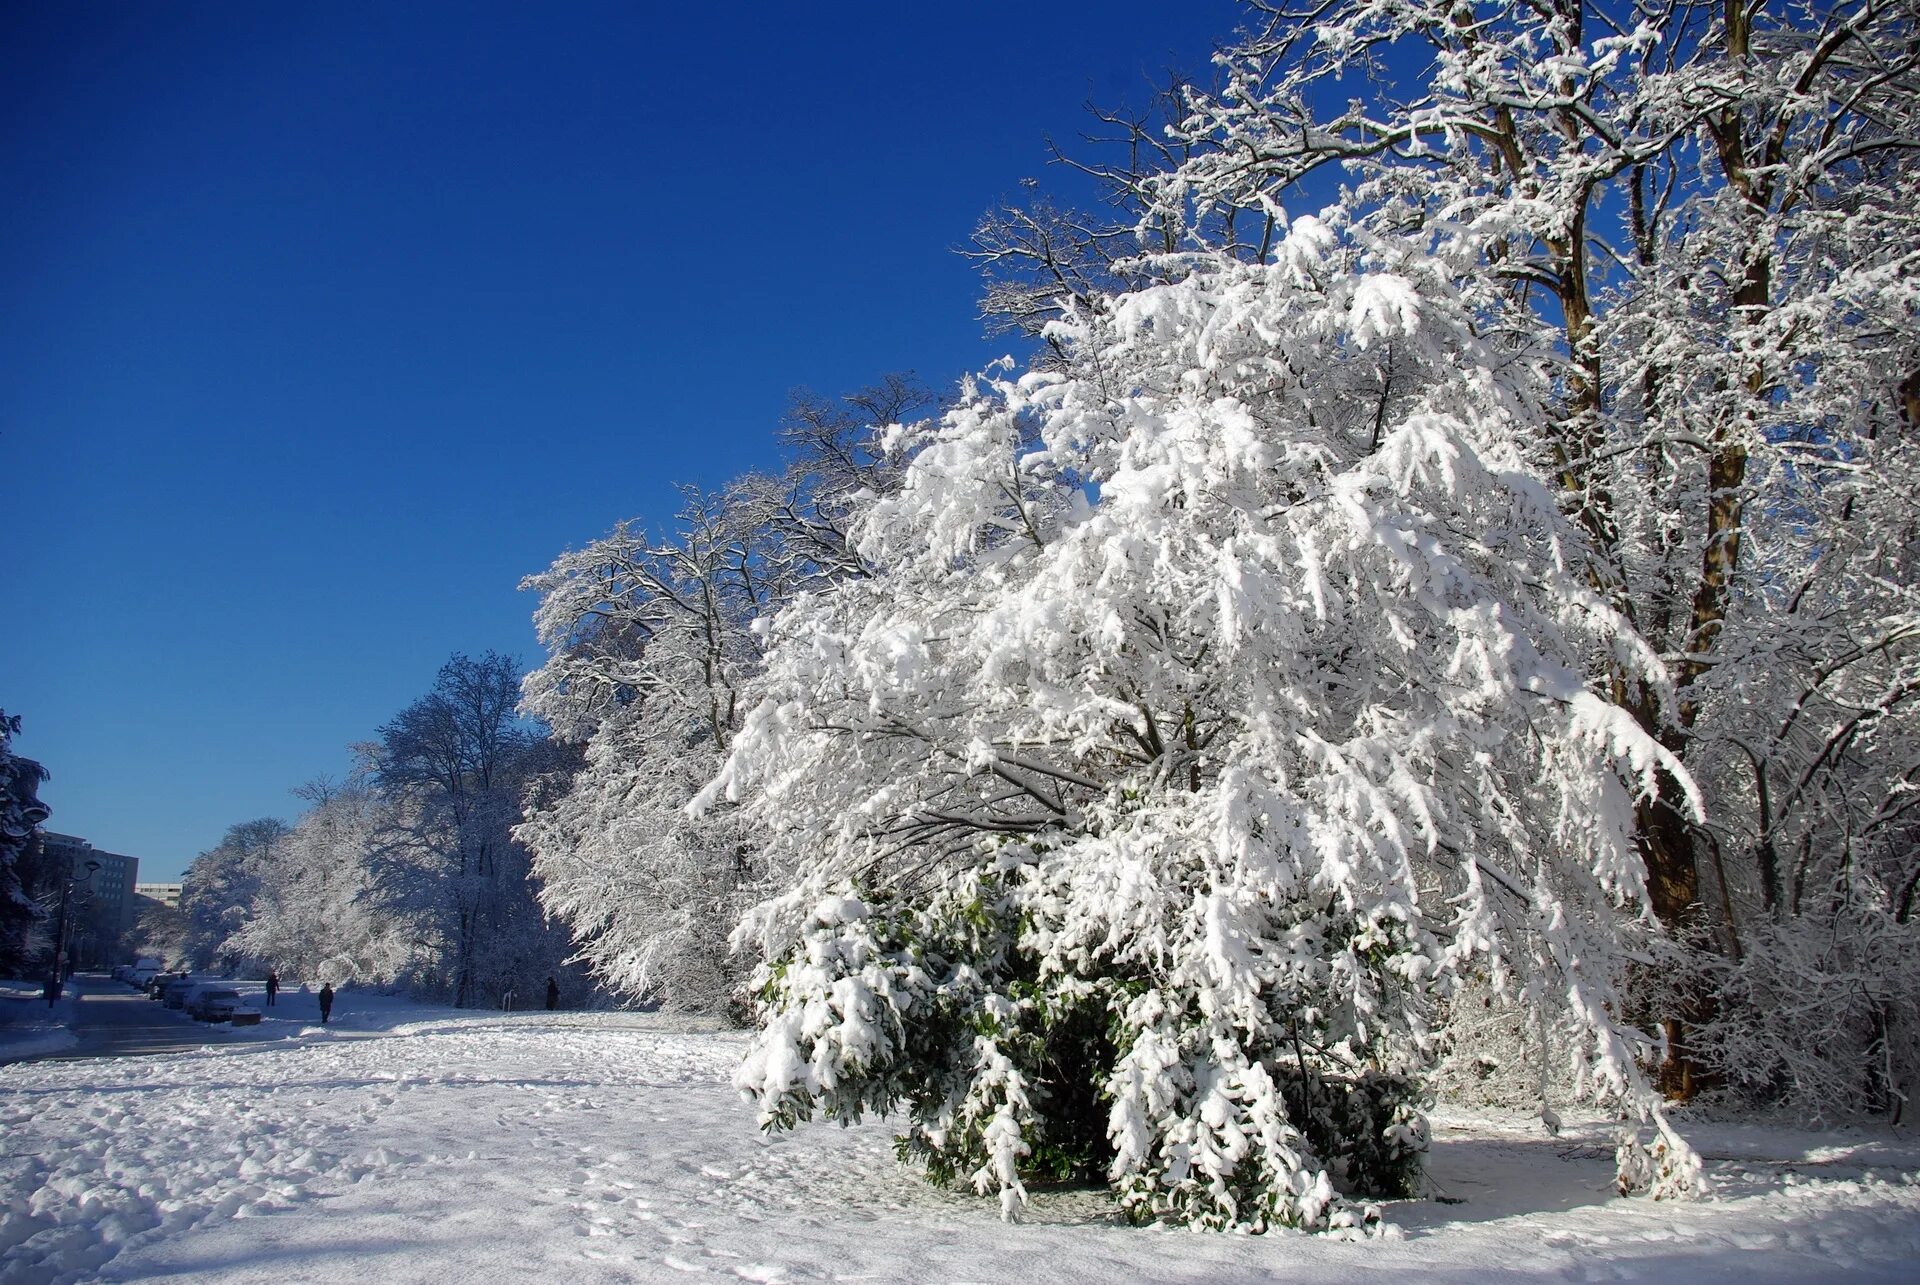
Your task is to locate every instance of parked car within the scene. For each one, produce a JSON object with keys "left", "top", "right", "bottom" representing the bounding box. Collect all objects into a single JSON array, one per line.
[
  {"left": 147, "top": 972, "right": 183, "bottom": 998},
  {"left": 195, "top": 990, "right": 261, "bottom": 1025},
  {"left": 188, "top": 988, "right": 245, "bottom": 1021},
  {"left": 162, "top": 978, "right": 199, "bottom": 1009},
  {"left": 129, "top": 966, "right": 159, "bottom": 988}
]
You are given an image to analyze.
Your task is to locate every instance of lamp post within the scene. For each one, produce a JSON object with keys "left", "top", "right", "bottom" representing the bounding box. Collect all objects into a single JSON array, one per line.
[{"left": 46, "top": 858, "right": 100, "bottom": 1006}]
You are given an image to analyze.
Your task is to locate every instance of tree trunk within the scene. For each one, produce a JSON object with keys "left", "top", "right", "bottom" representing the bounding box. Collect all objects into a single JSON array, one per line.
[{"left": 1636, "top": 782, "right": 1713, "bottom": 1098}]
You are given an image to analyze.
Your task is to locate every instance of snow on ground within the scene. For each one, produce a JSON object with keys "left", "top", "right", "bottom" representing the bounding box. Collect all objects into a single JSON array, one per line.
[
  {"left": 0, "top": 982, "right": 78, "bottom": 1063},
  {"left": 3, "top": 1004, "right": 1918, "bottom": 1284}
]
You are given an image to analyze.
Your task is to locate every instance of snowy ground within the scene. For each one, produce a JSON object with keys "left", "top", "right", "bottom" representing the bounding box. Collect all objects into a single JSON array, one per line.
[
  {"left": 0, "top": 981, "right": 79, "bottom": 1063},
  {"left": 4, "top": 998, "right": 1918, "bottom": 1283}
]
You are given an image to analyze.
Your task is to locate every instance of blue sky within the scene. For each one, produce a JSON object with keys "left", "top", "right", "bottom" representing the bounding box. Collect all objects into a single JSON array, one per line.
[{"left": 2, "top": 1, "right": 1243, "bottom": 880}]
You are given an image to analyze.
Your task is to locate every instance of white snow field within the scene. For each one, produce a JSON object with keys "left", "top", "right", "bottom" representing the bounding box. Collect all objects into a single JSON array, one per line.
[{"left": 4, "top": 1006, "right": 1918, "bottom": 1284}]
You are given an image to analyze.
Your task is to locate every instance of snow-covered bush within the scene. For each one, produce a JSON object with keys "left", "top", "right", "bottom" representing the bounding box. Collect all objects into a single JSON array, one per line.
[
  {"left": 741, "top": 867, "right": 1424, "bottom": 1232},
  {"left": 711, "top": 218, "right": 1704, "bottom": 1230}
]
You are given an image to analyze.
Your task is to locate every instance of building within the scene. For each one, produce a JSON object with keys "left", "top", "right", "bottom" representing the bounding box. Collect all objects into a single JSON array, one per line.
[
  {"left": 39, "top": 832, "right": 140, "bottom": 969},
  {"left": 134, "top": 882, "right": 183, "bottom": 908}
]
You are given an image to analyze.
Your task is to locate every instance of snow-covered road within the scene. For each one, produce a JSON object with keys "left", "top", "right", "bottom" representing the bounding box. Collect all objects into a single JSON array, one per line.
[{"left": 3, "top": 1009, "right": 1917, "bottom": 1283}]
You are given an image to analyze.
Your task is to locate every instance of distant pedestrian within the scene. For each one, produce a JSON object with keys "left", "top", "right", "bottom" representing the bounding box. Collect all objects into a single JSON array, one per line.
[
  {"left": 318, "top": 982, "right": 334, "bottom": 1024},
  {"left": 545, "top": 976, "right": 559, "bottom": 1011},
  {"left": 265, "top": 971, "right": 279, "bottom": 1006}
]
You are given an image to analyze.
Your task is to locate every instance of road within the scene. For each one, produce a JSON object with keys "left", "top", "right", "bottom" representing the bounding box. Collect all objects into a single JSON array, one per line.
[{"left": 34, "top": 974, "right": 296, "bottom": 1061}]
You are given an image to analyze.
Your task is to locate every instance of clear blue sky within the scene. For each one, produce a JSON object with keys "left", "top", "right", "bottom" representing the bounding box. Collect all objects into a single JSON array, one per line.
[{"left": 2, "top": 1, "right": 1243, "bottom": 880}]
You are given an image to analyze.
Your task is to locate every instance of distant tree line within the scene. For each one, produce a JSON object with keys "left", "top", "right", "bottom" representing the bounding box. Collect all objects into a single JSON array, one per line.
[{"left": 164, "top": 653, "right": 583, "bottom": 1006}]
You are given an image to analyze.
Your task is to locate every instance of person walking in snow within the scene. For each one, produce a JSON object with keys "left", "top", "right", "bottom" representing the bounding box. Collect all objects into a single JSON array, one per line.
[
  {"left": 265, "top": 971, "right": 279, "bottom": 1006},
  {"left": 545, "top": 976, "right": 559, "bottom": 1011},
  {"left": 318, "top": 982, "right": 334, "bottom": 1024}
]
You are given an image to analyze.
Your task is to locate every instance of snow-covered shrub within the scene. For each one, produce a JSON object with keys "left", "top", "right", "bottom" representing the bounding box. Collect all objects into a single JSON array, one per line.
[
  {"left": 738, "top": 867, "right": 1425, "bottom": 1232},
  {"left": 713, "top": 218, "right": 1706, "bottom": 1230}
]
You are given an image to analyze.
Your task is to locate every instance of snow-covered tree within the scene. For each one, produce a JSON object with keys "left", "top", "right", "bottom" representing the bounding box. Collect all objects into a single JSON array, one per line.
[
  {"left": 128, "top": 897, "right": 189, "bottom": 971},
  {"left": 972, "top": 0, "right": 1920, "bottom": 1107},
  {"left": 373, "top": 652, "right": 573, "bottom": 1007},
  {"left": 519, "top": 380, "right": 930, "bottom": 1014},
  {"left": 170, "top": 662, "right": 582, "bottom": 1002},
  {"left": 707, "top": 214, "right": 1706, "bottom": 1231},
  {"left": 181, "top": 817, "right": 290, "bottom": 973},
  {"left": 0, "top": 710, "right": 52, "bottom": 973},
  {"left": 226, "top": 780, "right": 421, "bottom": 986}
]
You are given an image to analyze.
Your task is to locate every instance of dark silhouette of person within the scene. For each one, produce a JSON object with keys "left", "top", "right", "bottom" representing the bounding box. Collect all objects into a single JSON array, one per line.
[
  {"left": 265, "top": 971, "right": 279, "bottom": 1006},
  {"left": 545, "top": 976, "right": 559, "bottom": 1011},
  {"left": 317, "top": 983, "right": 334, "bottom": 1024}
]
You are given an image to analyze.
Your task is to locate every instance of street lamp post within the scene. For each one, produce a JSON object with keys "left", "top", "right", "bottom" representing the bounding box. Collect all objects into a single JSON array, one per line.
[{"left": 45, "top": 858, "right": 100, "bottom": 1006}]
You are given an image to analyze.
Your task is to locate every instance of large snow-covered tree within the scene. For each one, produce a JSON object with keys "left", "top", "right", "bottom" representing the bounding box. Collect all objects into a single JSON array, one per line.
[
  {"left": 0, "top": 710, "right": 52, "bottom": 973},
  {"left": 707, "top": 216, "right": 1705, "bottom": 1231},
  {"left": 971, "top": 0, "right": 1920, "bottom": 1107},
  {"left": 519, "top": 380, "right": 929, "bottom": 1014},
  {"left": 181, "top": 817, "right": 291, "bottom": 973},
  {"left": 226, "top": 779, "right": 421, "bottom": 986},
  {"left": 373, "top": 652, "right": 573, "bottom": 1007}
]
